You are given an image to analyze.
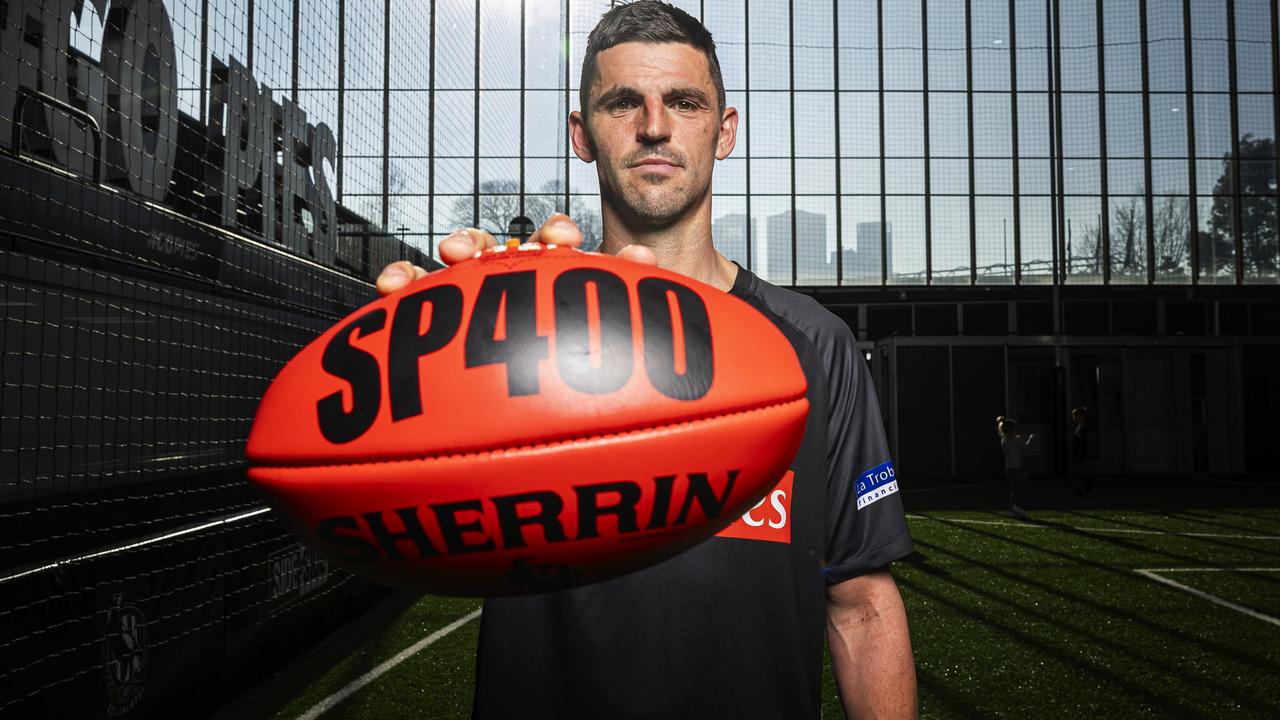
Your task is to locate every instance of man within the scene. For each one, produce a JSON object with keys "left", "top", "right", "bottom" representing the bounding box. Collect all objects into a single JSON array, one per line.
[{"left": 376, "top": 3, "right": 916, "bottom": 717}]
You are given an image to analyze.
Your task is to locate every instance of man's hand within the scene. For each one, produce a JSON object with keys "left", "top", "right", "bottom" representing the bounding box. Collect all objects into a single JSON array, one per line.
[
  {"left": 374, "top": 213, "right": 656, "bottom": 297},
  {"left": 827, "top": 568, "right": 917, "bottom": 719}
]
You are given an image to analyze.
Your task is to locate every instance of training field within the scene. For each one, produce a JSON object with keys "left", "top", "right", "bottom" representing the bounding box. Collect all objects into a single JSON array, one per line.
[{"left": 222, "top": 480, "right": 1280, "bottom": 720}]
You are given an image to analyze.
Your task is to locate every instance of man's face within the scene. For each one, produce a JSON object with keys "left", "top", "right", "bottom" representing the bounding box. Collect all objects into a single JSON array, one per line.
[{"left": 570, "top": 41, "right": 736, "bottom": 227}]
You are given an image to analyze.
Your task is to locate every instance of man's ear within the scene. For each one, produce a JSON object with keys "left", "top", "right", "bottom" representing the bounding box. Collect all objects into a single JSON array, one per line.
[
  {"left": 716, "top": 106, "right": 739, "bottom": 161},
  {"left": 569, "top": 111, "right": 596, "bottom": 163}
]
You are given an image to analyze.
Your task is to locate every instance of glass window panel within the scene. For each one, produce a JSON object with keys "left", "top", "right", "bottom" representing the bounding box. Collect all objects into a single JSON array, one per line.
[
  {"left": 1147, "top": 2, "right": 1187, "bottom": 92},
  {"left": 931, "top": 158, "right": 970, "bottom": 195},
  {"left": 1150, "top": 94, "right": 1190, "bottom": 157},
  {"left": 971, "top": 0, "right": 1011, "bottom": 91},
  {"left": 840, "top": 196, "right": 885, "bottom": 284},
  {"left": 526, "top": 158, "right": 564, "bottom": 194},
  {"left": 1060, "top": 0, "right": 1099, "bottom": 91},
  {"left": 389, "top": 92, "right": 431, "bottom": 158},
  {"left": 1018, "top": 93, "right": 1052, "bottom": 156},
  {"left": 1235, "top": 0, "right": 1274, "bottom": 92},
  {"left": 842, "top": 159, "right": 882, "bottom": 194},
  {"left": 975, "top": 158, "right": 1014, "bottom": 194},
  {"left": 885, "top": 196, "right": 927, "bottom": 283},
  {"left": 973, "top": 94, "right": 1012, "bottom": 156},
  {"left": 929, "top": 93, "right": 969, "bottom": 157},
  {"left": 884, "top": 2, "right": 924, "bottom": 90},
  {"left": 434, "top": 91, "right": 475, "bottom": 157},
  {"left": 1197, "top": 195, "right": 1236, "bottom": 282},
  {"left": 479, "top": 3, "right": 520, "bottom": 89},
  {"left": 1195, "top": 93, "right": 1233, "bottom": 159},
  {"left": 343, "top": 90, "right": 385, "bottom": 157},
  {"left": 713, "top": 158, "right": 746, "bottom": 195},
  {"left": 390, "top": 1, "right": 430, "bottom": 89},
  {"left": 1197, "top": 157, "right": 1232, "bottom": 195},
  {"left": 1240, "top": 158, "right": 1277, "bottom": 194},
  {"left": 712, "top": 196, "right": 752, "bottom": 267},
  {"left": 435, "top": 157, "right": 473, "bottom": 194},
  {"left": 254, "top": 0, "right": 293, "bottom": 92},
  {"left": 928, "top": 0, "right": 967, "bottom": 91},
  {"left": 751, "top": 159, "right": 793, "bottom": 194},
  {"left": 1109, "top": 159, "right": 1147, "bottom": 194},
  {"left": 796, "top": 196, "right": 838, "bottom": 284},
  {"left": 526, "top": 91, "right": 566, "bottom": 157},
  {"left": 797, "top": 159, "right": 837, "bottom": 194},
  {"left": 1020, "top": 195, "right": 1057, "bottom": 282},
  {"left": 1108, "top": 196, "right": 1148, "bottom": 283},
  {"left": 297, "top": 90, "right": 340, "bottom": 146},
  {"left": 1015, "top": 0, "right": 1049, "bottom": 90},
  {"left": 796, "top": 0, "right": 835, "bottom": 90},
  {"left": 931, "top": 196, "right": 971, "bottom": 284},
  {"left": 387, "top": 187, "right": 429, "bottom": 231},
  {"left": 1238, "top": 94, "right": 1276, "bottom": 145},
  {"left": 748, "top": 2, "right": 790, "bottom": 90},
  {"left": 1152, "top": 160, "right": 1190, "bottom": 194},
  {"left": 478, "top": 157, "right": 519, "bottom": 187},
  {"left": 479, "top": 91, "right": 520, "bottom": 157},
  {"left": 706, "top": 0, "right": 746, "bottom": 91},
  {"left": 435, "top": 194, "right": 472, "bottom": 232},
  {"left": 438, "top": 0, "right": 476, "bottom": 89},
  {"left": 1065, "top": 160, "right": 1102, "bottom": 194},
  {"left": 345, "top": 157, "right": 384, "bottom": 196},
  {"left": 526, "top": 2, "right": 564, "bottom": 89},
  {"left": 1104, "top": 0, "right": 1143, "bottom": 92},
  {"left": 796, "top": 93, "right": 835, "bottom": 157},
  {"left": 1020, "top": 158, "right": 1054, "bottom": 194},
  {"left": 838, "top": 0, "right": 879, "bottom": 91},
  {"left": 1106, "top": 94, "right": 1145, "bottom": 157},
  {"left": 755, "top": 195, "right": 794, "bottom": 283},
  {"left": 749, "top": 92, "right": 791, "bottom": 157},
  {"left": 884, "top": 93, "right": 924, "bottom": 156},
  {"left": 1190, "top": 0, "right": 1230, "bottom": 91},
  {"left": 1152, "top": 196, "right": 1193, "bottom": 282},
  {"left": 299, "top": 0, "right": 340, "bottom": 90},
  {"left": 975, "top": 196, "right": 1015, "bottom": 282},
  {"left": 840, "top": 93, "right": 881, "bottom": 157},
  {"left": 885, "top": 159, "right": 926, "bottom": 194},
  {"left": 1062, "top": 93, "right": 1101, "bottom": 157},
  {"left": 1064, "top": 195, "right": 1105, "bottom": 282},
  {"left": 569, "top": 1, "right": 613, "bottom": 91},
  {"left": 570, "top": 155, "right": 600, "bottom": 195}
]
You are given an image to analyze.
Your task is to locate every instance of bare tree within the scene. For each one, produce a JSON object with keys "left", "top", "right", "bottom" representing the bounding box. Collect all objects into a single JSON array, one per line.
[
  {"left": 1111, "top": 197, "right": 1145, "bottom": 275},
  {"left": 1152, "top": 195, "right": 1190, "bottom": 275}
]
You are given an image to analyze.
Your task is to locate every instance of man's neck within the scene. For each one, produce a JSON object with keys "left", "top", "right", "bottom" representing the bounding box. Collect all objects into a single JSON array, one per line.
[{"left": 597, "top": 198, "right": 739, "bottom": 292}]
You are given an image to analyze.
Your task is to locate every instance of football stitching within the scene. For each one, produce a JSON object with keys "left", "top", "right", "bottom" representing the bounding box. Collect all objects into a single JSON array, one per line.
[{"left": 254, "top": 394, "right": 808, "bottom": 471}]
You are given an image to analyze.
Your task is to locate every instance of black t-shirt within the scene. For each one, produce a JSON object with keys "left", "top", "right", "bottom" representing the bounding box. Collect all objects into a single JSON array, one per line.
[{"left": 472, "top": 265, "right": 913, "bottom": 719}]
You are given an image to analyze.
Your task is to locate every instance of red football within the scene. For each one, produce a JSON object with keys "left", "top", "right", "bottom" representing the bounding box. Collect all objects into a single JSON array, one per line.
[{"left": 246, "top": 244, "right": 808, "bottom": 596}]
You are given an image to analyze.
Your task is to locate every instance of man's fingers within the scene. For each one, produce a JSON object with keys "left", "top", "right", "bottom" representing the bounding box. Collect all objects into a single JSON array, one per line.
[
  {"left": 439, "top": 228, "right": 499, "bottom": 265},
  {"left": 616, "top": 244, "right": 658, "bottom": 266},
  {"left": 528, "top": 213, "right": 584, "bottom": 248},
  {"left": 375, "top": 260, "right": 429, "bottom": 296}
]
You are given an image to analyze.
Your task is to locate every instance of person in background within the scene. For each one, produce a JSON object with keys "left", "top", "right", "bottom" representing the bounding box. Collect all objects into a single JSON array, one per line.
[
  {"left": 1069, "top": 406, "right": 1089, "bottom": 496},
  {"left": 998, "top": 416, "right": 1034, "bottom": 519}
]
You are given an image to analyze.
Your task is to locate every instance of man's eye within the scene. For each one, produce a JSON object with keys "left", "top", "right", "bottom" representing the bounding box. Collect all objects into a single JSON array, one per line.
[
  {"left": 674, "top": 100, "right": 696, "bottom": 111},
  {"left": 613, "top": 99, "right": 637, "bottom": 111}
]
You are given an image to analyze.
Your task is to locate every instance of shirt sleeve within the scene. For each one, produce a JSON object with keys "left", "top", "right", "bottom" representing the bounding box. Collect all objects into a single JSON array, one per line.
[{"left": 820, "top": 325, "right": 914, "bottom": 585}]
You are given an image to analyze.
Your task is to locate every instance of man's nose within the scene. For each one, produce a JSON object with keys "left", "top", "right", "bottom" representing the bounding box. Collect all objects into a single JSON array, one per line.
[{"left": 637, "top": 96, "right": 672, "bottom": 143}]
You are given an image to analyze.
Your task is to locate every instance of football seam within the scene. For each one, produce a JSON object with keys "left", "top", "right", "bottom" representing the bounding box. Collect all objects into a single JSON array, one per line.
[{"left": 253, "top": 394, "right": 808, "bottom": 471}]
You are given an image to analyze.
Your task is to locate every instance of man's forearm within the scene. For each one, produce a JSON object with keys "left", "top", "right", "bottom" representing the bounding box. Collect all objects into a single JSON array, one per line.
[{"left": 826, "top": 569, "right": 917, "bottom": 719}]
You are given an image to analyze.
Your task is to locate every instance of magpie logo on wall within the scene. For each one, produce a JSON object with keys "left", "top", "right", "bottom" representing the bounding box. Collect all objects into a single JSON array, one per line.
[
  {"left": 101, "top": 592, "right": 148, "bottom": 717},
  {"left": 2, "top": 0, "right": 340, "bottom": 264}
]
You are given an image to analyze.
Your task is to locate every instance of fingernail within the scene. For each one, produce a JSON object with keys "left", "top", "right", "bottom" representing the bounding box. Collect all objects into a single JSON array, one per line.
[
  {"left": 551, "top": 218, "right": 574, "bottom": 229},
  {"left": 446, "top": 229, "right": 472, "bottom": 241},
  {"left": 384, "top": 265, "right": 408, "bottom": 279}
]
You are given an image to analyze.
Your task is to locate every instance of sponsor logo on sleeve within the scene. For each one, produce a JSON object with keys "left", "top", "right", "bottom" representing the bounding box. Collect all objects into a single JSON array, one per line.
[
  {"left": 855, "top": 461, "right": 898, "bottom": 511},
  {"left": 716, "top": 471, "right": 794, "bottom": 544}
]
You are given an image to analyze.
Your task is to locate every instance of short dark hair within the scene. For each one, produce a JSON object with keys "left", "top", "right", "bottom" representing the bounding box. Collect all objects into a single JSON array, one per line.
[{"left": 580, "top": 1, "right": 726, "bottom": 117}]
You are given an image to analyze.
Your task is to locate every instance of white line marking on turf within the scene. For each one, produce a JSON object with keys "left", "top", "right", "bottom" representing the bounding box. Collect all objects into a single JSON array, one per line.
[
  {"left": 297, "top": 607, "right": 483, "bottom": 720},
  {"left": 905, "top": 514, "right": 1280, "bottom": 540},
  {"left": 1136, "top": 569, "right": 1280, "bottom": 628}
]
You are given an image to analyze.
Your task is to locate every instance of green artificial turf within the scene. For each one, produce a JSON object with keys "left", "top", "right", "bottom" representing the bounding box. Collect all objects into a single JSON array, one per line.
[{"left": 270, "top": 507, "right": 1280, "bottom": 719}]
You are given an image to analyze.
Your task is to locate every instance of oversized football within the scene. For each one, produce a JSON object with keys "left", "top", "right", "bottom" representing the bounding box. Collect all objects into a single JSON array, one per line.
[{"left": 246, "top": 244, "right": 808, "bottom": 596}]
